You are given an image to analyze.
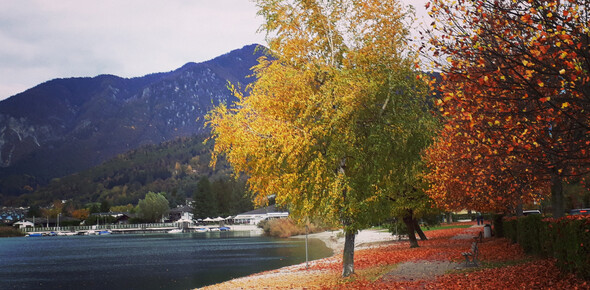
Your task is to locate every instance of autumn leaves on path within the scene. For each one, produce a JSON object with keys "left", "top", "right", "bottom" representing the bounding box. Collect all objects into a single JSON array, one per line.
[
  {"left": 341, "top": 226, "right": 588, "bottom": 289},
  {"left": 202, "top": 225, "right": 589, "bottom": 289}
]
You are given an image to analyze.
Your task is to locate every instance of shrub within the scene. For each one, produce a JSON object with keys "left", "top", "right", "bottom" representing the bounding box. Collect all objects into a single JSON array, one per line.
[
  {"left": 387, "top": 219, "right": 409, "bottom": 236},
  {"left": 503, "top": 216, "right": 518, "bottom": 243},
  {"left": 0, "top": 226, "right": 25, "bottom": 237},
  {"left": 517, "top": 214, "right": 543, "bottom": 254},
  {"left": 258, "top": 218, "right": 328, "bottom": 238},
  {"left": 502, "top": 215, "right": 590, "bottom": 280},
  {"left": 492, "top": 214, "right": 504, "bottom": 238}
]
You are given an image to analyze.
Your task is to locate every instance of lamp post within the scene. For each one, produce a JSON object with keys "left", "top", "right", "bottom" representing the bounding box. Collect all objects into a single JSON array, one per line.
[
  {"left": 305, "top": 224, "right": 309, "bottom": 270},
  {"left": 57, "top": 213, "right": 61, "bottom": 232}
]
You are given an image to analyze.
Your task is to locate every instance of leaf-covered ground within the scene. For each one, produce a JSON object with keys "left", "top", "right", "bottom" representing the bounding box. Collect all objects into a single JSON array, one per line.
[{"left": 201, "top": 224, "right": 589, "bottom": 289}]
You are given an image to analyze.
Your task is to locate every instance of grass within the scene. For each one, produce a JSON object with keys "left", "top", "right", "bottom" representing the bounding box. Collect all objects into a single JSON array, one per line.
[{"left": 0, "top": 226, "right": 26, "bottom": 237}]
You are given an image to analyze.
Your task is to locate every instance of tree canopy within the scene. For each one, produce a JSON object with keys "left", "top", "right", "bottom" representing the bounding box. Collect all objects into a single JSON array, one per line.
[
  {"left": 137, "top": 192, "right": 169, "bottom": 222},
  {"left": 423, "top": 0, "right": 590, "bottom": 216},
  {"left": 208, "top": 0, "right": 436, "bottom": 276}
]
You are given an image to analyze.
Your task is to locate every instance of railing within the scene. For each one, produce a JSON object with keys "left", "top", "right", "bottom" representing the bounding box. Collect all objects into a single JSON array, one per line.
[{"left": 23, "top": 222, "right": 181, "bottom": 233}]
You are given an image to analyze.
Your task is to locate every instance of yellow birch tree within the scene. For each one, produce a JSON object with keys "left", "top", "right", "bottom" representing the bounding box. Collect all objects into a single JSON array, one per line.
[{"left": 207, "top": 0, "right": 435, "bottom": 277}]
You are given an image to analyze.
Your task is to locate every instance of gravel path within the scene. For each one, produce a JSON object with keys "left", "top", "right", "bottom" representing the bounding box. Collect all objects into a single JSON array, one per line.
[
  {"left": 381, "top": 225, "right": 483, "bottom": 282},
  {"left": 381, "top": 260, "right": 460, "bottom": 282}
]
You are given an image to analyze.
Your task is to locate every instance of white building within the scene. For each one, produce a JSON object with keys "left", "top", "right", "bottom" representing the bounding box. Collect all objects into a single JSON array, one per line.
[
  {"left": 13, "top": 220, "right": 34, "bottom": 229},
  {"left": 232, "top": 205, "right": 289, "bottom": 225}
]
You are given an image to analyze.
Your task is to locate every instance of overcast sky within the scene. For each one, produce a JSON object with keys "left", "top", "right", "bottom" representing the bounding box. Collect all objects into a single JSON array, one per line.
[{"left": 0, "top": 0, "right": 430, "bottom": 101}]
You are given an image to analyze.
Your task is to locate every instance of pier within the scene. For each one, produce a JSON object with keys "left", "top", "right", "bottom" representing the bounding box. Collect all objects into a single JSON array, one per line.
[{"left": 22, "top": 223, "right": 261, "bottom": 236}]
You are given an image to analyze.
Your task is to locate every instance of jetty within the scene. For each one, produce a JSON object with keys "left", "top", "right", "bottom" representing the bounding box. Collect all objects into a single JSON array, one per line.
[{"left": 22, "top": 223, "right": 261, "bottom": 236}]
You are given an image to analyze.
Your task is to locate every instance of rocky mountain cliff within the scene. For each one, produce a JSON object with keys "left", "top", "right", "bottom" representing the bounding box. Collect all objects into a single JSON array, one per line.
[{"left": 0, "top": 44, "right": 265, "bottom": 196}]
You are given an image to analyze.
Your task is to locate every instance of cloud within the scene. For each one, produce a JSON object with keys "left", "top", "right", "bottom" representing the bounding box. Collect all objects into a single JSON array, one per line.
[
  {"left": 0, "top": 0, "right": 430, "bottom": 101},
  {"left": 0, "top": 0, "right": 266, "bottom": 100}
]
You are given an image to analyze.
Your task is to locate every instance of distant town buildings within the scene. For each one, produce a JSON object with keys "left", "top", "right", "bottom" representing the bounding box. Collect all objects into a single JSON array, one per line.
[{"left": 1, "top": 207, "right": 27, "bottom": 224}]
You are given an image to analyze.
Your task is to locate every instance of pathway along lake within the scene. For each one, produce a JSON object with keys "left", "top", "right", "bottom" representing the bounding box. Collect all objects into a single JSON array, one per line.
[{"left": 0, "top": 231, "right": 332, "bottom": 289}]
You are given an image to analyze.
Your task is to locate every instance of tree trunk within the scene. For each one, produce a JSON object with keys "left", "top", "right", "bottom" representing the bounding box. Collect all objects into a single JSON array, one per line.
[
  {"left": 342, "top": 229, "right": 355, "bottom": 277},
  {"left": 414, "top": 218, "right": 427, "bottom": 241},
  {"left": 403, "top": 211, "right": 419, "bottom": 248},
  {"left": 551, "top": 172, "right": 564, "bottom": 218},
  {"left": 447, "top": 212, "right": 453, "bottom": 224}
]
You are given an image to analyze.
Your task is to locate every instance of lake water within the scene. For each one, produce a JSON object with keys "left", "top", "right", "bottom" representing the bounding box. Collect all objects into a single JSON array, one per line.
[{"left": 0, "top": 231, "right": 332, "bottom": 290}]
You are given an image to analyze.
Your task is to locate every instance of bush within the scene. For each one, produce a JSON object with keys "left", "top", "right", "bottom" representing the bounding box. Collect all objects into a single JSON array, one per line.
[
  {"left": 0, "top": 226, "right": 25, "bottom": 237},
  {"left": 387, "top": 219, "right": 409, "bottom": 236},
  {"left": 492, "top": 214, "right": 504, "bottom": 238},
  {"left": 502, "top": 215, "right": 590, "bottom": 280},
  {"left": 503, "top": 216, "right": 518, "bottom": 243},
  {"left": 517, "top": 214, "right": 543, "bottom": 254},
  {"left": 258, "top": 218, "right": 328, "bottom": 238}
]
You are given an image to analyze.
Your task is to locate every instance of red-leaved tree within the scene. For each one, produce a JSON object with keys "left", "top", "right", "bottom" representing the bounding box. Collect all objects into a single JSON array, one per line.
[{"left": 423, "top": 0, "right": 590, "bottom": 216}]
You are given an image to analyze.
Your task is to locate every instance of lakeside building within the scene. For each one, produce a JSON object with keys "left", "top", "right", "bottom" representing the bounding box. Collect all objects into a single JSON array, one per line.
[
  {"left": 13, "top": 220, "right": 34, "bottom": 229},
  {"left": 232, "top": 205, "right": 289, "bottom": 225},
  {"left": 168, "top": 205, "right": 193, "bottom": 222}
]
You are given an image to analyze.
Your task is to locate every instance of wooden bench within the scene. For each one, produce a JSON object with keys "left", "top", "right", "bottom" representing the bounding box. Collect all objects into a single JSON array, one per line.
[{"left": 461, "top": 239, "right": 479, "bottom": 267}]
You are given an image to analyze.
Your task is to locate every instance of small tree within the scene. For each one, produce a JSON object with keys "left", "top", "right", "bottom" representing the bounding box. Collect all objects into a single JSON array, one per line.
[
  {"left": 192, "top": 176, "right": 218, "bottom": 219},
  {"left": 137, "top": 192, "right": 169, "bottom": 222},
  {"left": 100, "top": 200, "right": 111, "bottom": 213},
  {"left": 72, "top": 208, "right": 90, "bottom": 220}
]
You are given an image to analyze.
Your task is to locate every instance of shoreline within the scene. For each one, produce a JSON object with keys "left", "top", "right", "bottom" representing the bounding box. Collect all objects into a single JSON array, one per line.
[
  {"left": 291, "top": 228, "right": 401, "bottom": 254},
  {"left": 227, "top": 224, "right": 263, "bottom": 235},
  {"left": 199, "top": 228, "right": 402, "bottom": 289}
]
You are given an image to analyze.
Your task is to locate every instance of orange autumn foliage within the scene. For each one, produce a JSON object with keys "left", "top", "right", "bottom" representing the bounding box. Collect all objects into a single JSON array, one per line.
[
  {"left": 347, "top": 259, "right": 588, "bottom": 289},
  {"left": 310, "top": 227, "right": 523, "bottom": 273},
  {"left": 423, "top": 0, "right": 590, "bottom": 214}
]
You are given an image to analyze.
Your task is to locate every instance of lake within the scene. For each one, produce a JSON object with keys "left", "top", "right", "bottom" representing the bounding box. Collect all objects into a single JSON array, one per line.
[{"left": 0, "top": 231, "right": 332, "bottom": 289}]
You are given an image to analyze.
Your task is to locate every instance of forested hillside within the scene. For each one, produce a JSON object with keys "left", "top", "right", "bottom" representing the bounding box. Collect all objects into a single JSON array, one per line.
[{"left": 13, "top": 134, "right": 253, "bottom": 217}]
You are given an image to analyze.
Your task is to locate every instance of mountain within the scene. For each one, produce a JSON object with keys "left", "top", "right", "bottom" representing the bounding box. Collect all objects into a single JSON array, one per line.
[{"left": 0, "top": 44, "right": 266, "bottom": 197}]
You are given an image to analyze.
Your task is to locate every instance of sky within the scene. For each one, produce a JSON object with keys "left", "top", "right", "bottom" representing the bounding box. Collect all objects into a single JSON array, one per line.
[{"left": 0, "top": 0, "right": 430, "bottom": 101}]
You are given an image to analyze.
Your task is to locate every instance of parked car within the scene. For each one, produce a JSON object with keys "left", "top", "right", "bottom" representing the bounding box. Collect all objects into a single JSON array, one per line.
[
  {"left": 569, "top": 208, "right": 590, "bottom": 215},
  {"left": 523, "top": 210, "right": 541, "bottom": 216}
]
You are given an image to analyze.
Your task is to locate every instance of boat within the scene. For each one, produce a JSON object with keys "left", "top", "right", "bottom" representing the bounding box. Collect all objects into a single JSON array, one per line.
[
  {"left": 219, "top": 227, "right": 231, "bottom": 231},
  {"left": 57, "top": 231, "right": 77, "bottom": 236},
  {"left": 195, "top": 227, "right": 208, "bottom": 232},
  {"left": 168, "top": 229, "right": 183, "bottom": 234},
  {"left": 98, "top": 230, "right": 112, "bottom": 235},
  {"left": 26, "top": 233, "right": 43, "bottom": 237},
  {"left": 209, "top": 227, "right": 220, "bottom": 232}
]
